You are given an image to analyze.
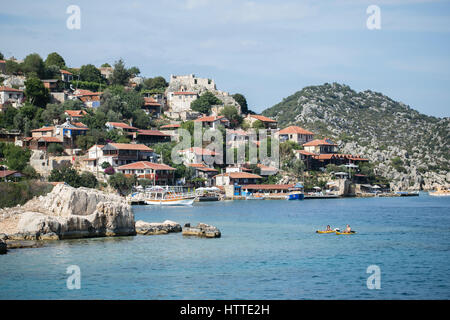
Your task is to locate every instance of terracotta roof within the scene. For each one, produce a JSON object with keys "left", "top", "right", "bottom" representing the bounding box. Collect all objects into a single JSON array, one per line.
[
  {"left": 249, "top": 114, "right": 277, "bottom": 123},
  {"left": 31, "top": 126, "right": 54, "bottom": 132},
  {"left": 38, "top": 137, "right": 63, "bottom": 143},
  {"left": 243, "top": 184, "right": 294, "bottom": 190},
  {"left": 60, "top": 69, "right": 73, "bottom": 75},
  {"left": 179, "top": 147, "right": 218, "bottom": 156},
  {"left": 74, "top": 89, "right": 102, "bottom": 96},
  {"left": 257, "top": 164, "right": 278, "bottom": 171},
  {"left": 195, "top": 115, "right": 225, "bottom": 122},
  {"left": 73, "top": 122, "right": 88, "bottom": 128},
  {"left": 88, "top": 144, "right": 105, "bottom": 150},
  {"left": 0, "top": 60, "right": 6, "bottom": 64},
  {"left": 187, "top": 163, "right": 218, "bottom": 172},
  {"left": 279, "top": 126, "right": 314, "bottom": 135},
  {"left": 143, "top": 97, "right": 161, "bottom": 106},
  {"left": 0, "top": 86, "right": 23, "bottom": 93},
  {"left": 65, "top": 110, "right": 87, "bottom": 117},
  {"left": 173, "top": 91, "right": 197, "bottom": 95},
  {"left": 0, "top": 170, "right": 19, "bottom": 178},
  {"left": 116, "top": 161, "right": 175, "bottom": 171},
  {"left": 136, "top": 129, "right": 170, "bottom": 137},
  {"left": 214, "top": 172, "right": 262, "bottom": 179},
  {"left": 160, "top": 124, "right": 181, "bottom": 129},
  {"left": 295, "top": 150, "right": 316, "bottom": 156},
  {"left": 106, "top": 122, "right": 138, "bottom": 130},
  {"left": 108, "top": 143, "right": 153, "bottom": 151},
  {"left": 303, "top": 139, "right": 337, "bottom": 147}
]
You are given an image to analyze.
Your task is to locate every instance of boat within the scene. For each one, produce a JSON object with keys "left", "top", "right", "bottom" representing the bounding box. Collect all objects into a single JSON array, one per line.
[
  {"left": 428, "top": 187, "right": 450, "bottom": 197},
  {"left": 316, "top": 230, "right": 336, "bottom": 234},
  {"left": 335, "top": 231, "right": 357, "bottom": 235},
  {"left": 195, "top": 187, "right": 221, "bottom": 202},
  {"left": 246, "top": 193, "right": 265, "bottom": 200},
  {"left": 140, "top": 186, "right": 197, "bottom": 206},
  {"left": 286, "top": 182, "right": 305, "bottom": 200}
]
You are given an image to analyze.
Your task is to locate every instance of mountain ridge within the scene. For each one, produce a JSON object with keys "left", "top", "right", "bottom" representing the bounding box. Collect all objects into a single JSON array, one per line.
[{"left": 262, "top": 82, "right": 450, "bottom": 190}]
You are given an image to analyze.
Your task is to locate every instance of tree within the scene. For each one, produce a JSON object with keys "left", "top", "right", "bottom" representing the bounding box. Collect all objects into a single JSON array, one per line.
[
  {"left": 40, "top": 103, "right": 66, "bottom": 125},
  {"left": 101, "top": 63, "right": 111, "bottom": 68},
  {"left": 143, "top": 76, "right": 168, "bottom": 90},
  {"left": 128, "top": 66, "right": 140, "bottom": 77},
  {"left": 110, "top": 59, "right": 131, "bottom": 86},
  {"left": 0, "top": 105, "right": 18, "bottom": 129},
  {"left": 252, "top": 120, "right": 265, "bottom": 129},
  {"left": 101, "top": 161, "right": 112, "bottom": 169},
  {"left": 45, "top": 52, "right": 66, "bottom": 69},
  {"left": 5, "top": 60, "right": 22, "bottom": 75},
  {"left": 0, "top": 143, "right": 31, "bottom": 171},
  {"left": 191, "top": 91, "right": 222, "bottom": 114},
  {"left": 0, "top": 52, "right": 3, "bottom": 60},
  {"left": 232, "top": 93, "right": 248, "bottom": 114},
  {"left": 79, "top": 172, "right": 98, "bottom": 188},
  {"left": 79, "top": 64, "right": 104, "bottom": 83},
  {"left": 24, "top": 77, "right": 50, "bottom": 107},
  {"left": 22, "top": 53, "right": 46, "bottom": 78},
  {"left": 219, "top": 105, "right": 242, "bottom": 129},
  {"left": 109, "top": 173, "right": 136, "bottom": 195},
  {"left": 47, "top": 143, "right": 64, "bottom": 155}
]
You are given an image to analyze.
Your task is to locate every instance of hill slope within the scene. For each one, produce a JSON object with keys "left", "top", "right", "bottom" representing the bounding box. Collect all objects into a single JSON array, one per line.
[{"left": 263, "top": 83, "right": 450, "bottom": 190}]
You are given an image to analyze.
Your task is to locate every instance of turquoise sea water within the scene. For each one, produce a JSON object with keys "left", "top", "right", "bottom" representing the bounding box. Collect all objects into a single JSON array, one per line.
[{"left": 1, "top": 193, "right": 449, "bottom": 299}]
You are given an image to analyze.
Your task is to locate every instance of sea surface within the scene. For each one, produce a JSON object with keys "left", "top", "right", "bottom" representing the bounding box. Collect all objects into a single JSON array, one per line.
[{"left": 1, "top": 193, "right": 449, "bottom": 299}]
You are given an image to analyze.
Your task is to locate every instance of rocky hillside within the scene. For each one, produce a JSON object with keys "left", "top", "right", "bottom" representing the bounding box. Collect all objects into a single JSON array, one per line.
[{"left": 263, "top": 83, "right": 450, "bottom": 190}]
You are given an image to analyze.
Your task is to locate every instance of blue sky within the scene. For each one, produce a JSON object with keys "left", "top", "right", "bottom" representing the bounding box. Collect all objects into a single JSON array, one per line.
[{"left": 1, "top": 0, "right": 449, "bottom": 117}]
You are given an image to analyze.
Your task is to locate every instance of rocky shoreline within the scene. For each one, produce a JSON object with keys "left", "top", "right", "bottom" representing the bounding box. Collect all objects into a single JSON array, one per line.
[{"left": 0, "top": 185, "right": 220, "bottom": 255}]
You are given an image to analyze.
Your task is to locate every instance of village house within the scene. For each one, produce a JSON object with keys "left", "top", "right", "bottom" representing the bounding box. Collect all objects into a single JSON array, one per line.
[
  {"left": 0, "top": 169, "right": 24, "bottom": 181},
  {"left": 98, "top": 66, "right": 113, "bottom": 80},
  {"left": 72, "top": 89, "right": 102, "bottom": 108},
  {"left": 226, "top": 129, "right": 248, "bottom": 148},
  {"left": 194, "top": 115, "right": 230, "bottom": 129},
  {"left": 105, "top": 121, "right": 138, "bottom": 133},
  {"left": 42, "top": 79, "right": 60, "bottom": 92},
  {"left": 60, "top": 69, "right": 73, "bottom": 82},
  {"left": 257, "top": 163, "right": 279, "bottom": 176},
  {"left": 0, "top": 86, "right": 24, "bottom": 109},
  {"left": 214, "top": 171, "right": 262, "bottom": 187},
  {"left": 275, "top": 125, "right": 314, "bottom": 145},
  {"left": 178, "top": 147, "right": 219, "bottom": 165},
  {"left": 83, "top": 143, "right": 157, "bottom": 172},
  {"left": 116, "top": 161, "right": 176, "bottom": 186},
  {"left": 244, "top": 114, "right": 278, "bottom": 129},
  {"left": 303, "top": 139, "right": 338, "bottom": 154},
  {"left": 129, "top": 129, "right": 171, "bottom": 145},
  {"left": 187, "top": 163, "right": 218, "bottom": 187},
  {"left": 167, "top": 91, "right": 198, "bottom": 114},
  {"left": 142, "top": 97, "right": 162, "bottom": 118},
  {"left": 159, "top": 123, "right": 181, "bottom": 141},
  {"left": 0, "top": 60, "right": 6, "bottom": 74},
  {"left": 65, "top": 109, "right": 87, "bottom": 122}
]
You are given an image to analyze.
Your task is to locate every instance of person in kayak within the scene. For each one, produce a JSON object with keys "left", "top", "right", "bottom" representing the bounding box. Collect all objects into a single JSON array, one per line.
[
  {"left": 344, "top": 224, "right": 352, "bottom": 233},
  {"left": 325, "top": 225, "right": 332, "bottom": 231}
]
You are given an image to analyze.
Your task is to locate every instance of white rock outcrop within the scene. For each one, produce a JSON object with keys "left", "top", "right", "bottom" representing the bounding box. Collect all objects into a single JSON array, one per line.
[{"left": 1, "top": 184, "right": 135, "bottom": 240}]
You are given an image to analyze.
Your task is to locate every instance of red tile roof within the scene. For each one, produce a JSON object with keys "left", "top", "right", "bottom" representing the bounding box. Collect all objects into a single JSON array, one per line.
[
  {"left": 38, "top": 137, "right": 63, "bottom": 143},
  {"left": 173, "top": 91, "right": 197, "bottom": 95},
  {"left": 116, "top": 161, "right": 175, "bottom": 171},
  {"left": 136, "top": 129, "right": 170, "bottom": 137},
  {"left": 60, "top": 69, "right": 73, "bottom": 75},
  {"left": 249, "top": 114, "right": 277, "bottom": 123},
  {"left": 108, "top": 143, "right": 153, "bottom": 151},
  {"left": 279, "top": 126, "right": 314, "bottom": 135},
  {"left": 65, "top": 110, "right": 87, "bottom": 117},
  {"left": 0, "top": 170, "right": 19, "bottom": 178},
  {"left": 106, "top": 122, "right": 138, "bottom": 130},
  {"left": 178, "top": 147, "right": 218, "bottom": 156},
  {"left": 303, "top": 139, "right": 337, "bottom": 147},
  {"left": 243, "top": 184, "right": 294, "bottom": 190},
  {"left": 0, "top": 86, "right": 23, "bottom": 93},
  {"left": 143, "top": 97, "right": 161, "bottom": 106},
  {"left": 214, "top": 172, "right": 262, "bottom": 179},
  {"left": 160, "top": 124, "right": 181, "bottom": 129},
  {"left": 31, "top": 126, "right": 54, "bottom": 132},
  {"left": 195, "top": 115, "right": 225, "bottom": 122},
  {"left": 295, "top": 150, "right": 316, "bottom": 156},
  {"left": 187, "top": 163, "right": 218, "bottom": 172}
]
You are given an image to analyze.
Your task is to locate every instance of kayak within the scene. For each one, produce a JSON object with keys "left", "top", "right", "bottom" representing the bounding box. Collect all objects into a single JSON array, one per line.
[
  {"left": 316, "top": 230, "right": 336, "bottom": 234},
  {"left": 335, "top": 231, "right": 356, "bottom": 235}
]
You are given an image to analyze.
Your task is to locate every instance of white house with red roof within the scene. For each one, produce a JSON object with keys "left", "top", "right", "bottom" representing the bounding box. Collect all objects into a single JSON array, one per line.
[
  {"left": 105, "top": 121, "right": 138, "bottom": 133},
  {"left": 194, "top": 115, "right": 230, "bottom": 129},
  {"left": 167, "top": 91, "right": 198, "bottom": 113},
  {"left": 187, "top": 163, "right": 218, "bottom": 186},
  {"left": 60, "top": 69, "right": 73, "bottom": 82},
  {"left": 303, "top": 139, "right": 338, "bottom": 154},
  {"left": 0, "top": 86, "right": 24, "bottom": 109},
  {"left": 214, "top": 171, "right": 262, "bottom": 186},
  {"left": 65, "top": 109, "right": 87, "bottom": 122},
  {"left": 244, "top": 114, "right": 278, "bottom": 129},
  {"left": 116, "top": 161, "right": 176, "bottom": 185},
  {"left": 275, "top": 125, "right": 314, "bottom": 145},
  {"left": 178, "top": 147, "right": 219, "bottom": 165}
]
